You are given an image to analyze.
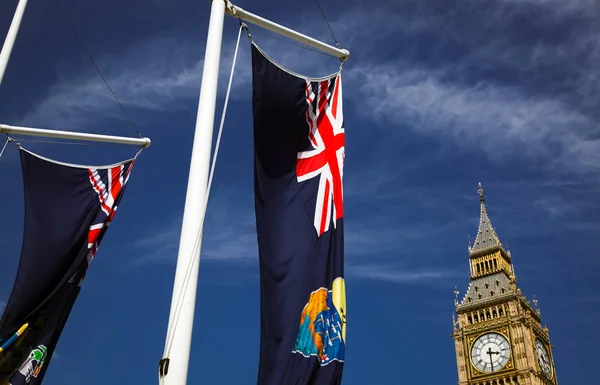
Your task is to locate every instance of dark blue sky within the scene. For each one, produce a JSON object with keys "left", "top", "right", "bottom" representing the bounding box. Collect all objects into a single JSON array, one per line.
[{"left": 0, "top": 0, "right": 598, "bottom": 384}]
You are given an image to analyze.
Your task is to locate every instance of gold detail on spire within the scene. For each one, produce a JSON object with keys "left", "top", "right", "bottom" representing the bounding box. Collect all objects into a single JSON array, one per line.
[
  {"left": 477, "top": 181, "right": 485, "bottom": 203},
  {"left": 533, "top": 295, "right": 541, "bottom": 316}
]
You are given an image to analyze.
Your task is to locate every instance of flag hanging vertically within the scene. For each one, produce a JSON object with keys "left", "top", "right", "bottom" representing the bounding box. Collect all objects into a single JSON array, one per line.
[
  {"left": 0, "top": 147, "right": 136, "bottom": 385},
  {"left": 251, "top": 43, "right": 346, "bottom": 385}
]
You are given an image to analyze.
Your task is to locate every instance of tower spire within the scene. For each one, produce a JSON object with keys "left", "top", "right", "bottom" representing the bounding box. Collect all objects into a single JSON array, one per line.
[
  {"left": 469, "top": 182, "right": 506, "bottom": 257},
  {"left": 477, "top": 182, "right": 485, "bottom": 203}
]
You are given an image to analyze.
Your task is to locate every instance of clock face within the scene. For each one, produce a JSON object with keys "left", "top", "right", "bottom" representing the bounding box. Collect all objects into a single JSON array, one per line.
[
  {"left": 535, "top": 338, "right": 553, "bottom": 379},
  {"left": 470, "top": 332, "right": 511, "bottom": 373}
]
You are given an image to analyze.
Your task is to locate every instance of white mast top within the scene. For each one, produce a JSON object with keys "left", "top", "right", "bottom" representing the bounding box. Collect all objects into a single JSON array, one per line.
[
  {"left": 0, "top": 0, "right": 28, "bottom": 88},
  {"left": 0, "top": 124, "right": 151, "bottom": 147},
  {"left": 225, "top": 1, "right": 350, "bottom": 61}
]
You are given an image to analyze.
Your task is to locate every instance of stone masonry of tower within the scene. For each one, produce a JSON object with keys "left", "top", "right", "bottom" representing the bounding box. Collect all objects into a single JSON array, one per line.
[{"left": 451, "top": 184, "right": 558, "bottom": 385}]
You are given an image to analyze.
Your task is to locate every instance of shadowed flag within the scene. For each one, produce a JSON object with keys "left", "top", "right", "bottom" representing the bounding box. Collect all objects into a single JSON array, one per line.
[
  {"left": 251, "top": 43, "right": 347, "bottom": 385},
  {"left": 0, "top": 147, "right": 136, "bottom": 385}
]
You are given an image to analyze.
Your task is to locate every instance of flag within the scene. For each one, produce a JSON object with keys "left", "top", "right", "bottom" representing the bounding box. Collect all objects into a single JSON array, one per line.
[
  {"left": 0, "top": 147, "right": 135, "bottom": 385},
  {"left": 251, "top": 43, "right": 346, "bottom": 385}
]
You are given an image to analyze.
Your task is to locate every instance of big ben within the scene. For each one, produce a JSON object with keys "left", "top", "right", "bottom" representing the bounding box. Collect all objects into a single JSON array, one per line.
[{"left": 452, "top": 183, "right": 558, "bottom": 385}]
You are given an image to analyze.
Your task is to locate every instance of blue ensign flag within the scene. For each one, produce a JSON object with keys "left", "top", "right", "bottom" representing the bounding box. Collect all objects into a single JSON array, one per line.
[
  {"left": 251, "top": 43, "right": 347, "bottom": 385},
  {"left": 0, "top": 148, "right": 135, "bottom": 385}
]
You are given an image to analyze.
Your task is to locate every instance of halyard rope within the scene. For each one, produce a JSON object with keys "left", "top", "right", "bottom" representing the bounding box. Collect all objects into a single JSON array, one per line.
[
  {"left": 159, "top": 22, "right": 245, "bottom": 383},
  {"left": 0, "top": 137, "right": 10, "bottom": 160}
]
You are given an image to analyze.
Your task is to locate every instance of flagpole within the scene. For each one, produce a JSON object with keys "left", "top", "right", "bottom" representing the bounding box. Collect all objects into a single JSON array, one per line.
[
  {"left": 0, "top": 0, "right": 28, "bottom": 87},
  {"left": 0, "top": 124, "right": 151, "bottom": 147},
  {"left": 159, "top": 0, "right": 225, "bottom": 384},
  {"left": 225, "top": 1, "right": 350, "bottom": 61}
]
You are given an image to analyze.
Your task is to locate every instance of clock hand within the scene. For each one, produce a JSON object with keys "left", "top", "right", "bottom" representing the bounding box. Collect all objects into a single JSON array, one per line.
[
  {"left": 542, "top": 353, "right": 549, "bottom": 368},
  {"left": 486, "top": 347, "right": 500, "bottom": 372}
]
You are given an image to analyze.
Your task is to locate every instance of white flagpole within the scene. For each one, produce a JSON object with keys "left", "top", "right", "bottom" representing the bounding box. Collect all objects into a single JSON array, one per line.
[
  {"left": 225, "top": 1, "right": 350, "bottom": 61},
  {"left": 159, "top": 0, "right": 226, "bottom": 384},
  {"left": 0, "top": 0, "right": 28, "bottom": 87},
  {"left": 0, "top": 124, "right": 151, "bottom": 147}
]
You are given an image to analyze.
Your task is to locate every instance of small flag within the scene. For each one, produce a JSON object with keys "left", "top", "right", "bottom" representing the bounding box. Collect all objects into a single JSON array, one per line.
[
  {"left": 251, "top": 43, "right": 346, "bottom": 385},
  {"left": 0, "top": 148, "right": 135, "bottom": 384}
]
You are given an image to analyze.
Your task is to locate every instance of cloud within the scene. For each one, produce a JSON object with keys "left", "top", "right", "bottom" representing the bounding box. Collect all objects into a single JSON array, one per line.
[
  {"left": 19, "top": 34, "right": 208, "bottom": 129},
  {"left": 346, "top": 263, "right": 459, "bottom": 285},
  {"left": 131, "top": 213, "right": 257, "bottom": 265},
  {"left": 129, "top": 175, "right": 466, "bottom": 286},
  {"left": 499, "top": 0, "right": 599, "bottom": 16},
  {"left": 132, "top": 210, "right": 464, "bottom": 286},
  {"left": 17, "top": 0, "right": 600, "bottom": 175},
  {"left": 17, "top": 20, "right": 341, "bottom": 130},
  {"left": 131, "top": 187, "right": 257, "bottom": 265},
  {"left": 344, "top": 219, "right": 456, "bottom": 260},
  {"left": 532, "top": 195, "right": 598, "bottom": 219},
  {"left": 352, "top": 62, "right": 600, "bottom": 174}
]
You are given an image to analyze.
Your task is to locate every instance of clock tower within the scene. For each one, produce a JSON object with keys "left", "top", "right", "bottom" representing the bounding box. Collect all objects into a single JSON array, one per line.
[{"left": 452, "top": 183, "right": 558, "bottom": 385}]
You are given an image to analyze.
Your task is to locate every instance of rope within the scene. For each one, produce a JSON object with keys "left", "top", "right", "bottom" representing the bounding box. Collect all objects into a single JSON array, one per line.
[
  {"left": 158, "top": 22, "right": 244, "bottom": 384},
  {"left": 314, "top": 0, "right": 340, "bottom": 49},
  {"left": 52, "top": 0, "right": 142, "bottom": 139},
  {"left": 0, "top": 137, "right": 10, "bottom": 160}
]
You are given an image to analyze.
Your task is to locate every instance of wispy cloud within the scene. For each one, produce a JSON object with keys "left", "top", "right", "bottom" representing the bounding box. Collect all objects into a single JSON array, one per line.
[
  {"left": 19, "top": 34, "right": 208, "bottom": 130},
  {"left": 17, "top": 0, "right": 600, "bottom": 177},
  {"left": 131, "top": 214, "right": 257, "bottom": 265},
  {"left": 347, "top": 263, "right": 459, "bottom": 285},
  {"left": 131, "top": 188, "right": 257, "bottom": 265},
  {"left": 340, "top": 0, "right": 600, "bottom": 175},
  {"left": 353, "top": 64, "right": 600, "bottom": 174},
  {"left": 499, "top": 0, "right": 599, "bottom": 16},
  {"left": 532, "top": 195, "right": 599, "bottom": 219},
  {"left": 344, "top": 218, "right": 459, "bottom": 260},
  {"left": 17, "top": 21, "right": 339, "bottom": 130},
  {"left": 129, "top": 174, "right": 467, "bottom": 286}
]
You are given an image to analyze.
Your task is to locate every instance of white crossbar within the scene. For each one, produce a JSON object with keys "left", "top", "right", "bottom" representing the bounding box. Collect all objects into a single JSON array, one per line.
[
  {"left": 0, "top": 124, "right": 151, "bottom": 147},
  {"left": 225, "top": 1, "right": 350, "bottom": 61}
]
